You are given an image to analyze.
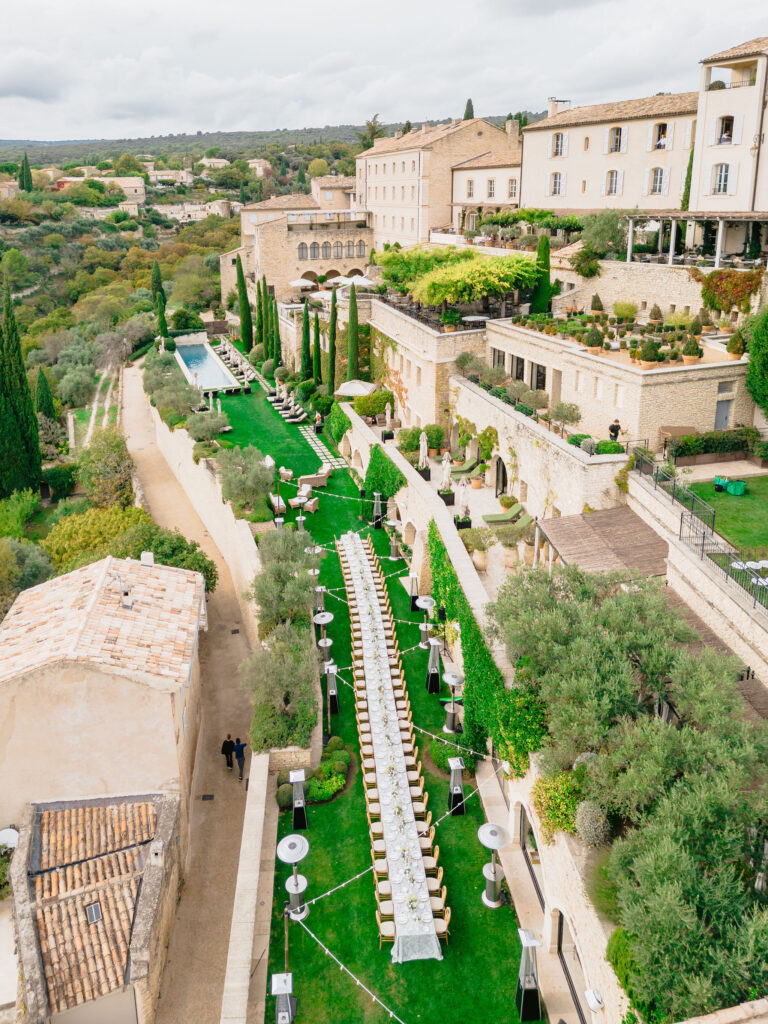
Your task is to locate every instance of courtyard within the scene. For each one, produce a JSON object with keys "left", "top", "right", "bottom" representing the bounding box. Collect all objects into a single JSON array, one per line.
[{"left": 690, "top": 474, "right": 768, "bottom": 553}]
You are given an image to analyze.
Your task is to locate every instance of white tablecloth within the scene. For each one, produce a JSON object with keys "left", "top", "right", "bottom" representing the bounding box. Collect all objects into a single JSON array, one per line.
[{"left": 340, "top": 533, "right": 442, "bottom": 964}]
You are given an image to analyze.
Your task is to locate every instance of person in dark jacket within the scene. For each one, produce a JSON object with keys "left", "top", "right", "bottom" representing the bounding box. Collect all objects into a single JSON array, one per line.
[
  {"left": 233, "top": 737, "right": 247, "bottom": 781},
  {"left": 221, "top": 734, "right": 235, "bottom": 770},
  {"left": 608, "top": 419, "right": 621, "bottom": 442}
]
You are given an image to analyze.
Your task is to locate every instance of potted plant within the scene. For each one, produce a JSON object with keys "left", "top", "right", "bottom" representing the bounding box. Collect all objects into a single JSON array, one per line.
[
  {"left": 520, "top": 522, "right": 537, "bottom": 565},
  {"left": 700, "top": 308, "right": 716, "bottom": 334},
  {"left": 719, "top": 316, "right": 735, "bottom": 335},
  {"left": 639, "top": 339, "right": 662, "bottom": 369},
  {"left": 460, "top": 526, "right": 496, "bottom": 572},
  {"left": 649, "top": 303, "right": 663, "bottom": 324},
  {"left": 585, "top": 326, "right": 603, "bottom": 354},
  {"left": 439, "top": 486, "right": 455, "bottom": 506},
  {"left": 629, "top": 346, "right": 639, "bottom": 362},
  {"left": 425, "top": 423, "right": 444, "bottom": 457},
  {"left": 591, "top": 293, "right": 603, "bottom": 313},
  {"left": 682, "top": 334, "right": 703, "bottom": 365},
  {"left": 494, "top": 524, "right": 519, "bottom": 568},
  {"left": 440, "top": 308, "right": 462, "bottom": 333},
  {"left": 471, "top": 464, "right": 488, "bottom": 489},
  {"left": 689, "top": 315, "right": 702, "bottom": 339},
  {"left": 727, "top": 330, "right": 745, "bottom": 360}
]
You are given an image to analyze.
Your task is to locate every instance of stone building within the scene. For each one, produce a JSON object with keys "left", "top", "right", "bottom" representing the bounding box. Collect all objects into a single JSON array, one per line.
[
  {"left": 0, "top": 555, "right": 207, "bottom": 833},
  {"left": 246, "top": 158, "right": 271, "bottom": 177},
  {"left": 144, "top": 166, "right": 194, "bottom": 187},
  {"left": 451, "top": 143, "right": 522, "bottom": 232},
  {"left": 355, "top": 118, "right": 521, "bottom": 247},
  {"left": 11, "top": 793, "right": 181, "bottom": 1024}
]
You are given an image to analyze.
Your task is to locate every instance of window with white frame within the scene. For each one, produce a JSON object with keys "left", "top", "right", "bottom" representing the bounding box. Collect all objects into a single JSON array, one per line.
[
  {"left": 606, "top": 170, "right": 619, "bottom": 195},
  {"left": 325, "top": 190, "right": 333, "bottom": 200},
  {"left": 508, "top": 178, "right": 517, "bottom": 198},
  {"left": 467, "top": 179, "right": 474, "bottom": 198},
  {"left": 713, "top": 163, "right": 729, "bottom": 194},
  {"left": 609, "top": 126, "right": 623, "bottom": 153},
  {"left": 553, "top": 132, "right": 564, "bottom": 156},
  {"left": 551, "top": 172, "right": 562, "bottom": 196},
  {"left": 718, "top": 116, "right": 734, "bottom": 144},
  {"left": 487, "top": 178, "right": 495, "bottom": 198},
  {"left": 356, "top": 240, "right": 366, "bottom": 257},
  {"left": 654, "top": 122, "right": 668, "bottom": 149},
  {"left": 345, "top": 241, "right": 354, "bottom": 257},
  {"left": 650, "top": 167, "right": 664, "bottom": 194}
]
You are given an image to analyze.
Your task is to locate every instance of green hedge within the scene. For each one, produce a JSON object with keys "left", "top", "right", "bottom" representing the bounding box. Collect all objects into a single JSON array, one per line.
[
  {"left": 353, "top": 389, "right": 394, "bottom": 417},
  {"left": 41, "top": 462, "right": 78, "bottom": 499},
  {"left": 325, "top": 401, "right": 351, "bottom": 444},
  {"left": 363, "top": 444, "right": 406, "bottom": 503},
  {"left": 669, "top": 426, "right": 759, "bottom": 458},
  {"left": 568, "top": 433, "right": 591, "bottom": 447},
  {"left": 595, "top": 440, "right": 624, "bottom": 454},
  {"left": 128, "top": 341, "right": 154, "bottom": 362}
]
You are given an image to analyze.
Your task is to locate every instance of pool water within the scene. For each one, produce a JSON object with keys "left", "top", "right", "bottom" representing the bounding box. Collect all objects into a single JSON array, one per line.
[{"left": 176, "top": 343, "right": 238, "bottom": 391}]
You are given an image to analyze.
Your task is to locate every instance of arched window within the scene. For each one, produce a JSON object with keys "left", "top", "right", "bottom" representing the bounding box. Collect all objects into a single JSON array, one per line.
[
  {"left": 345, "top": 241, "right": 355, "bottom": 257},
  {"left": 298, "top": 242, "right": 308, "bottom": 260},
  {"left": 321, "top": 241, "right": 331, "bottom": 259},
  {"left": 550, "top": 172, "right": 562, "bottom": 196},
  {"left": 310, "top": 242, "right": 319, "bottom": 259},
  {"left": 356, "top": 240, "right": 366, "bottom": 257},
  {"left": 333, "top": 241, "right": 343, "bottom": 258},
  {"left": 553, "top": 132, "right": 564, "bottom": 156}
]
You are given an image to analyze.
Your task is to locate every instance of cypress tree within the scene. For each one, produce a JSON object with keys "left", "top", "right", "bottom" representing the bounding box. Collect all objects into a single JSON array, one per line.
[
  {"left": 328, "top": 288, "right": 337, "bottom": 396},
  {"left": 272, "top": 299, "right": 282, "bottom": 367},
  {"left": 313, "top": 311, "right": 322, "bottom": 385},
  {"left": 260, "top": 276, "right": 269, "bottom": 349},
  {"left": 346, "top": 284, "right": 359, "bottom": 380},
  {"left": 235, "top": 255, "right": 253, "bottom": 350},
  {"left": 18, "top": 153, "right": 32, "bottom": 192},
  {"left": 529, "top": 234, "right": 552, "bottom": 314},
  {"left": 297, "top": 166, "right": 306, "bottom": 185},
  {"left": 0, "top": 283, "right": 41, "bottom": 498},
  {"left": 35, "top": 369, "right": 56, "bottom": 420},
  {"left": 463, "top": 98, "right": 474, "bottom": 120},
  {"left": 150, "top": 259, "right": 164, "bottom": 303},
  {"left": 300, "top": 300, "right": 311, "bottom": 378},
  {"left": 156, "top": 293, "right": 169, "bottom": 337}
]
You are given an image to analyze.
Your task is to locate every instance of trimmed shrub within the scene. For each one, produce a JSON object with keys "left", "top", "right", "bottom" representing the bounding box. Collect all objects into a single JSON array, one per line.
[
  {"left": 326, "top": 402, "right": 351, "bottom": 444},
  {"left": 568, "top": 433, "right": 591, "bottom": 447},
  {"left": 575, "top": 800, "right": 610, "bottom": 847},
  {"left": 307, "top": 774, "right": 345, "bottom": 803},
  {"left": 363, "top": 444, "right": 406, "bottom": 503},
  {"left": 276, "top": 784, "right": 294, "bottom": 810},
  {"left": 531, "top": 770, "right": 583, "bottom": 842},
  {"left": 41, "top": 462, "right": 78, "bottom": 499},
  {"left": 669, "top": 426, "right": 759, "bottom": 458},
  {"left": 613, "top": 301, "right": 637, "bottom": 320},
  {"left": 325, "top": 735, "right": 345, "bottom": 753},
  {"left": 591, "top": 293, "right": 603, "bottom": 311},
  {"left": 595, "top": 440, "right": 624, "bottom": 454},
  {"left": 353, "top": 390, "right": 395, "bottom": 417},
  {"left": 313, "top": 393, "right": 334, "bottom": 415},
  {"left": 262, "top": 358, "right": 275, "bottom": 377},
  {"left": 649, "top": 303, "right": 663, "bottom": 320}
]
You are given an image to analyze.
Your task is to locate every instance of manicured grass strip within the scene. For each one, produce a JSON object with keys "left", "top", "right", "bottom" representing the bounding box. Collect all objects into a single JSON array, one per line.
[{"left": 690, "top": 475, "right": 768, "bottom": 552}]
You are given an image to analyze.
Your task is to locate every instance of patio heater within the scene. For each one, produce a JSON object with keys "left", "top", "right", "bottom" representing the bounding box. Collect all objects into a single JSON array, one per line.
[
  {"left": 326, "top": 662, "right": 339, "bottom": 717},
  {"left": 448, "top": 756, "right": 466, "bottom": 815},
  {"left": 314, "top": 585, "right": 326, "bottom": 612},
  {"left": 373, "top": 491, "right": 383, "bottom": 529},
  {"left": 277, "top": 834, "right": 310, "bottom": 920},
  {"left": 305, "top": 544, "right": 323, "bottom": 579},
  {"left": 416, "top": 595, "right": 436, "bottom": 650},
  {"left": 359, "top": 487, "right": 366, "bottom": 522},
  {"left": 425, "top": 637, "right": 441, "bottom": 693},
  {"left": 516, "top": 929, "right": 542, "bottom": 1022},
  {"left": 478, "top": 822, "right": 510, "bottom": 909},
  {"left": 275, "top": 517, "right": 284, "bottom": 530},
  {"left": 408, "top": 573, "right": 420, "bottom": 611},
  {"left": 295, "top": 514, "right": 306, "bottom": 532},
  {"left": 272, "top": 973, "right": 296, "bottom": 1024},
  {"left": 313, "top": 610, "right": 333, "bottom": 664},
  {"left": 443, "top": 671, "right": 462, "bottom": 734},
  {"left": 290, "top": 769, "right": 307, "bottom": 831},
  {"left": 386, "top": 519, "right": 400, "bottom": 560}
]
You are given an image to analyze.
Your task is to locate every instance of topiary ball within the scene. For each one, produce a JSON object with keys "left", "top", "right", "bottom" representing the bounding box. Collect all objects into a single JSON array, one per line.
[
  {"left": 325, "top": 736, "right": 344, "bottom": 753},
  {"left": 333, "top": 760, "right": 348, "bottom": 778},
  {"left": 276, "top": 784, "right": 294, "bottom": 811},
  {"left": 277, "top": 770, "right": 290, "bottom": 788}
]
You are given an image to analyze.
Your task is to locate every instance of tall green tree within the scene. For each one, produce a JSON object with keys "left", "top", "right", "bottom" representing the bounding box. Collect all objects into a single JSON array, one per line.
[
  {"left": 402, "top": 119, "right": 412, "bottom": 134},
  {"left": 235, "top": 255, "right": 253, "bottom": 350},
  {"left": 272, "top": 300, "right": 282, "bottom": 367},
  {"left": 328, "top": 288, "right": 337, "bottom": 395},
  {"left": 529, "top": 234, "right": 552, "bottom": 314},
  {"left": 261, "top": 276, "right": 269, "bottom": 350},
  {"left": 156, "top": 293, "right": 169, "bottom": 337},
  {"left": 17, "top": 153, "right": 32, "bottom": 192},
  {"left": 356, "top": 114, "right": 387, "bottom": 151},
  {"left": 255, "top": 279, "right": 263, "bottom": 354},
  {"left": 300, "top": 300, "right": 311, "bottom": 379},
  {"left": 346, "top": 284, "right": 359, "bottom": 380},
  {"left": 313, "top": 311, "right": 322, "bottom": 385},
  {"left": 463, "top": 98, "right": 474, "bottom": 120},
  {"left": 745, "top": 309, "right": 768, "bottom": 416},
  {"left": 0, "top": 283, "right": 41, "bottom": 498},
  {"left": 150, "top": 259, "right": 164, "bottom": 303},
  {"left": 297, "top": 165, "right": 306, "bottom": 185},
  {"left": 35, "top": 370, "right": 56, "bottom": 420}
]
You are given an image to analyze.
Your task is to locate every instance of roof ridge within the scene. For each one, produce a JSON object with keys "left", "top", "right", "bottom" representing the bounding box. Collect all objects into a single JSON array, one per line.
[{"left": 66, "top": 557, "right": 113, "bottom": 661}]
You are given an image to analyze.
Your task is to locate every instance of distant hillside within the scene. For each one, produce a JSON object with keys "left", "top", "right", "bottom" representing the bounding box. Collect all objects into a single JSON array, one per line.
[{"left": 0, "top": 112, "right": 545, "bottom": 164}]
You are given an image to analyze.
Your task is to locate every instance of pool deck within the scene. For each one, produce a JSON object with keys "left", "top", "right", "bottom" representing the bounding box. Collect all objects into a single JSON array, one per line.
[{"left": 174, "top": 337, "right": 242, "bottom": 393}]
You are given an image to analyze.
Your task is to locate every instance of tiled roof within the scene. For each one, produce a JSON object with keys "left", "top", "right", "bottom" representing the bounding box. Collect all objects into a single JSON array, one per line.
[
  {"left": 312, "top": 175, "right": 355, "bottom": 189},
  {"left": 30, "top": 799, "right": 157, "bottom": 1015},
  {"left": 703, "top": 37, "right": 768, "bottom": 62},
  {"left": 453, "top": 151, "right": 521, "bottom": 170},
  {"left": 0, "top": 556, "right": 205, "bottom": 688},
  {"left": 358, "top": 118, "right": 500, "bottom": 157},
  {"left": 524, "top": 92, "right": 698, "bottom": 131},
  {"left": 243, "top": 193, "right": 319, "bottom": 211}
]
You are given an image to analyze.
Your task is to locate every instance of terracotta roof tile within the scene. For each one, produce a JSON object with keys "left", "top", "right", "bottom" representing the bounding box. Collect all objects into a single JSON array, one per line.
[
  {"left": 703, "top": 37, "right": 768, "bottom": 63},
  {"left": 312, "top": 175, "right": 355, "bottom": 188},
  {"left": 452, "top": 150, "right": 521, "bottom": 170},
  {"left": 0, "top": 557, "right": 205, "bottom": 688},
  {"left": 358, "top": 118, "right": 501, "bottom": 157},
  {"left": 243, "top": 193, "right": 319, "bottom": 211},
  {"left": 524, "top": 92, "right": 698, "bottom": 131}
]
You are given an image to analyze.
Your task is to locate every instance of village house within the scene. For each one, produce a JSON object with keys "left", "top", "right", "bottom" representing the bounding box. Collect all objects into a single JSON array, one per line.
[
  {"left": 247, "top": 157, "right": 272, "bottom": 177},
  {"left": 198, "top": 156, "right": 230, "bottom": 169},
  {"left": 144, "top": 165, "right": 194, "bottom": 186},
  {"left": 450, "top": 141, "right": 522, "bottom": 232}
]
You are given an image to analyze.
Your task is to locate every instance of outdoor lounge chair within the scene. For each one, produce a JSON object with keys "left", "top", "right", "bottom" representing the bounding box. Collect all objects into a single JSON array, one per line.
[
  {"left": 279, "top": 467, "right": 294, "bottom": 482},
  {"left": 515, "top": 513, "right": 533, "bottom": 531},
  {"left": 298, "top": 464, "right": 332, "bottom": 489},
  {"left": 287, "top": 410, "right": 308, "bottom": 423},
  {"left": 482, "top": 503, "right": 522, "bottom": 525},
  {"left": 269, "top": 492, "right": 286, "bottom": 515},
  {"left": 304, "top": 497, "right": 319, "bottom": 514},
  {"left": 289, "top": 484, "right": 312, "bottom": 509},
  {"left": 451, "top": 457, "right": 478, "bottom": 478}
]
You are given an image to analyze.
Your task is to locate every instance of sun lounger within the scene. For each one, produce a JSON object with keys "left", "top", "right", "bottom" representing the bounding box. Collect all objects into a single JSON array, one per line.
[
  {"left": 482, "top": 503, "right": 522, "bottom": 525},
  {"left": 269, "top": 493, "right": 286, "bottom": 515},
  {"left": 451, "top": 457, "right": 478, "bottom": 478},
  {"left": 287, "top": 411, "right": 308, "bottom": 423},
  {"left": 515, "top": 513, "right": 533, "bottom": 531}
]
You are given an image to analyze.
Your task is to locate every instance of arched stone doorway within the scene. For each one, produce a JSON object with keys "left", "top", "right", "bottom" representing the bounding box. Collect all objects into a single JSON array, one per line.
[
  {"left": 494, "top": 457, "right": 508, "bottom": 498},
  {"left": 403, "top": 521, "right": 416, "bottom": 547}
]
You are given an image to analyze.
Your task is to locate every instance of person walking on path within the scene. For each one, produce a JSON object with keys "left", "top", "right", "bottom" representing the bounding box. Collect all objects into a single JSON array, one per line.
[
  {"left": 608, "top": 419, "right": 621, "bottom": 442},
  {"left": 233, "top": 737, "right": 247, "bottom": 781},
  {"left": 221, "top": 734, "right": 235, "bottom": 771}
]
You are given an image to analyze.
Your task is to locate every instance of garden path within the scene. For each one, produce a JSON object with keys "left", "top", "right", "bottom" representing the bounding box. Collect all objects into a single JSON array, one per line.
[{"left": 121, "top": 365, "right": 253, "bottom": 1024}]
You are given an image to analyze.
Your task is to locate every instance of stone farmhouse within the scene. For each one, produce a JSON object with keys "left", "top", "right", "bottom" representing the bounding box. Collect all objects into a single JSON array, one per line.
[{"left": 247, "top": 157, "right": 272, "bottom": 177}]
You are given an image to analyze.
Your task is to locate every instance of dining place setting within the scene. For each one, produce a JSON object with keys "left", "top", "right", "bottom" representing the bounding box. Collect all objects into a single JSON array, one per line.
[{"left": 336, "top": 532, "right": 449, "bottom": 962}]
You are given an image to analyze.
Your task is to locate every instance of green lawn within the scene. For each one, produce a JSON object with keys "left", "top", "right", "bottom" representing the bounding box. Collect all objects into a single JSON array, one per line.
[
  {"left": 690, "top": 476, "right": 768, "bottom": 553},
  {"left": 72, "top": 406, "right": 91, "bottom": 448},
  {"left": 218, "top": 384, "right": 530, "bottom": 1024}
]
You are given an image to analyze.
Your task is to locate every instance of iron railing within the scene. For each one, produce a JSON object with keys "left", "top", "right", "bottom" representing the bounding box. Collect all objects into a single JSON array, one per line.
[
  {"left": 679, "top": 512, "right": 768, "bottom": 613},
  {"left": 632, "top": 449, "right": 716, "bottom": 530}
]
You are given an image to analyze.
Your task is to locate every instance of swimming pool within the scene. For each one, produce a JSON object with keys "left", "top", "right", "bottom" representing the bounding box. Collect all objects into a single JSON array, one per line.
[{"left": 175, "top": 341, "right": 239, "bottom": 392}]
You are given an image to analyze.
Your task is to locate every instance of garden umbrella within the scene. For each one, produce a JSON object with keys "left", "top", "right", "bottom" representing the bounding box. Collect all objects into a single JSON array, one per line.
[{"left": 418, "top": 430, "right": 428, "bottom": 470}]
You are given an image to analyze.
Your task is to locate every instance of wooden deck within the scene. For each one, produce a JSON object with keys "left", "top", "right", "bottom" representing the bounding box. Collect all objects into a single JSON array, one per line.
[{"left": 539, "top": 507, "right": 668, "bottom": 577}]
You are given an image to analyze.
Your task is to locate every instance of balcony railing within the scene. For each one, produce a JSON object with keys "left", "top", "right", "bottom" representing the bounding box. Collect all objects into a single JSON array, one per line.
[{"left": 708, "top": 76, "right": 756, "bottom": 90}]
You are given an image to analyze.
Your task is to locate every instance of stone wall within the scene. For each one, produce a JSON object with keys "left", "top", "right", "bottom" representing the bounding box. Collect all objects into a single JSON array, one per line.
[{"left": 452, "top": 377, "right": 628, "bottom": 518}]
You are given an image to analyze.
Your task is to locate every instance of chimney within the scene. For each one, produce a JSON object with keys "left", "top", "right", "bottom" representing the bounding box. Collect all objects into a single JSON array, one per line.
[
  {"left": 506, "top": 118, "right": 520, "bottom": 139},
  {"left": 140, "top": 551, "right": 155, "bottom": 566},
  {"left": 394, "top": 129, "right": 403, "bottom": 139},
  {"left": 120, "top": 586, "right": 134, "bottom": 610},
  {"left": 547, "top": 97, "right": 571, "bottom": 118}
]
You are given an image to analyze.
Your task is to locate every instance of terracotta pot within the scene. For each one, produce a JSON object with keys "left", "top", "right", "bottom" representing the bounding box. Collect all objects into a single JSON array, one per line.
[
  {"left": 720, "top": 325, "right": 735, "bottom": 335},
  {"left": 428, "top": 448, "right": 438, "bottom": 458},
  {"left": 523, "top": 542, "right": 535, "bottom": 566},
  {"left": 503, "top": 546, "right": 518, "bottom": 568},
  {"left": 682, "top": 355, "right": 700, "bottom": 366},
  {"left": 587, "top": 346, "right": 602, "bottom": 355},
  {"left": 727, "top": 352, "right": 742, "bottom": 360},
  {"left": 444, "top": 324, "right": 456, "bottom": 332},
  {"left": 470, "top": 476, "right": 483, "bottom": 489},
  {"left": 472, "top": 549, "right": 488, "bottom": 572},
  {"left": 640, "top": 360, "right": 656, "bottom": 369}
]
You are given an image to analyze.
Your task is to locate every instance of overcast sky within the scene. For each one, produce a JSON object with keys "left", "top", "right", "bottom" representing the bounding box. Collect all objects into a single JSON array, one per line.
[{"left": 2, "top": 0, "right": 766, "bottom": 141}]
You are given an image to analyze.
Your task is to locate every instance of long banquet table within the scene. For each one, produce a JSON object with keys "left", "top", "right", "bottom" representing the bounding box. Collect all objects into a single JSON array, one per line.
[{"left": 338, "top": 531, "right": 443, "bottom": 964}]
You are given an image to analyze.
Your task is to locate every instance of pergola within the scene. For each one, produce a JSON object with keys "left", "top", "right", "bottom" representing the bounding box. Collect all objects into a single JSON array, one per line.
[{"left": 624, "top": 210, "right": 767, "bottom": 270}]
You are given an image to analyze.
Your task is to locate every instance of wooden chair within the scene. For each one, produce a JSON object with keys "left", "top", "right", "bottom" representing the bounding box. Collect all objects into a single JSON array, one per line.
[
  {"left": 422, "top": 845, "right": 439, "bottom": 875},
  {"left": 434, "top": 906, "right": 451, "bottom": 942},
  {"left": 376, "top": 892, "right": 394, "bottom": 920},
  {"left": 410, "top": 776, "right": 424, "bottom": 800},
  {"left": 372, "top": 838, "right": 387, "bottom": 856},
  {"left": 376, "top": 911, "right": 396, "bottom": 949},
  {"left": 419, "top": 825, "right": 435, "bottom": 854},
  {"left": 430, "top": 884, "right": 447, "bottom": 917},
  {"left": 426, "top": 867, "right": 443, "bottom": 895},
  {"left": 413, "top": 791, "right": 429, "bottom": 818},
  {"left": 407, "top": 760, "right": 422, "bottom": 784},
  {"left": 376, "top": 878, "right": 392, "bottom": 898},
  {"left": 371, "top": 853, "right": 388, "bottom": 883}
]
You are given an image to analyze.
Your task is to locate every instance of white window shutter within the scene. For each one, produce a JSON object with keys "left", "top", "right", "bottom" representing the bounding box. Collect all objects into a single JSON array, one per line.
[
  {"left": 603, "top": 127, "right": 610, "bottom": 154},
  {"left": 600, "top": 175, "right": 606, "bottom": 197},
  {"left": 679, "top": 168, "right": 687, "bottom": 196},
  {"left": 727, "top": 162, "right": 739, "bottom": 195},
  {"left": 562, "top": 132, "right": 569, "bottom": 157},
  {"left": 617, "top": 170, "right": 624, "bottom": 195},
  {"left": 666, "top": 122, "right": 675, "bottom": 149},
  {"left": 707, "top": 119, "right": 716, "bottom": 146},
  {"left": 646, "top": 125, "right": 654, "bottom": 152},
  {"left": 662, "top": 168, "right": 670, "bottom": 196},
  {"left": 703, "top": 165, "right": 711, "bottom": 196},
  {"left": 561, "top": 172, "right": 567, "bottom": 195},
  {"left": 641, "top": 168, "right": 650, "bottom": 195},
  {"left": 544, "top": 174, "right": 550, "bottom": 197},
  {"left": 547, "top": 135, "right": 553, "bottom": 158},
  {"left": 620, "top": 128, "right": 628, "bottom": 154},
  {"left": 733, "top": 115, "right": 744, "bottom": 145},
  {"left": 684, "top": 119, "right": 693, "bottom": 149}
]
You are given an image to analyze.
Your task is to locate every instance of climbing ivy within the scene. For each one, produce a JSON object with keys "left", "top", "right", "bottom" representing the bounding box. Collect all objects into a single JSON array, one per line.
[
  {"left": 325, "top": 401, "right": 351, "bottom": 444},
  {"left": 363, "top": 444, "right": 406, "bottom": 502}
]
